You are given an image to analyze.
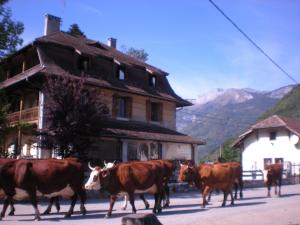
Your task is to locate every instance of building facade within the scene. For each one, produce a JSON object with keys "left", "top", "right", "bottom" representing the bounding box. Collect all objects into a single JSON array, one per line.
[
  {"left": 232, "top": 115, "right": 300, "bottom": 177},
  {"left": 0, "top": 15, "right": 203, "bottom": 163}
]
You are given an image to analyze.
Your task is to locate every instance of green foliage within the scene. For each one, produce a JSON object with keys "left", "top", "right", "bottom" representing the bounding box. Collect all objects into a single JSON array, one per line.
[
  {"left": 67, "top": 23, "right": 86, "bottom": 38},
  {"left": 260, "top": 85, "right": 300, "bottom": 120},
  {"left": 43, "top": 73, "right": 108, "bottom": 158},
  {"left": 0, "top": 0, "right": 24, "bottom": 58},
  {"left": 200, "top": 138, "right": 241, "bottom": 163},
  {"left": 121, "top": 45, "right": 149, "bottom": 62}
]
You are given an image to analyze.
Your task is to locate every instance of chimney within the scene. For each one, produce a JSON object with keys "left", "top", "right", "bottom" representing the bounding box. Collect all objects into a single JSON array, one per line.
[
  {"left": 44, "top": 14, "right": 61, "bottom": 36},
  {"left": 107, "top": 37, "right": 117, "bottom": 49}
]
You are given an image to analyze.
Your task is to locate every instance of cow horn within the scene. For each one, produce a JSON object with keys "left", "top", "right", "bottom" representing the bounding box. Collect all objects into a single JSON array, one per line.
[
  {"left": 104, "top": 160, "right": 107, "bottom": 167},
  {"left": 88, "top": 162, "right": 95, "bottom": 170}
]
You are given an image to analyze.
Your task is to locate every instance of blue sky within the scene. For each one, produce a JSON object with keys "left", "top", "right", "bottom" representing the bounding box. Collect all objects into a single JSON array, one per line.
[{"left": 7, "top": 0, "right": 300, "bottom": 99}]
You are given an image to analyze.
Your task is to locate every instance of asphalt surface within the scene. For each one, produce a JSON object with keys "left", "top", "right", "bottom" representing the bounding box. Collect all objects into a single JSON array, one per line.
[{"left": 1, "top": 184, "right": 300, "bottom": 225}]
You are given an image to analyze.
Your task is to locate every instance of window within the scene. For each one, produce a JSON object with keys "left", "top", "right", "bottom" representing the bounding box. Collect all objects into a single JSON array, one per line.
[
  {"left": 148, "top": 74, "right": 156, "bottom": 87},
  {"left": 270, "top": 131, "right": 277, "bottom": 140},
  {"left": 263, "top": 158, "right": 272, "bottom": 169},
  {"left": 146, "top": 101, "right": 163, "bottom": 122},
  {"left": 112, "top": 95, "right": 132, "bottom": 119},
  {"left": 117, "top": 68, "right": 125, "bottom": 80},
  {"left": 77, "top": 55, "right": 89, "bottom": 71},
  {"left": 275, "top": 158, "right": 283, "bottom": 164}
]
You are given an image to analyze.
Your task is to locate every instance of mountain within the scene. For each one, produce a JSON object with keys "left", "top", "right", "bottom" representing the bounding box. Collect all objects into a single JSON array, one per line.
[
  {"left": 260, "top": 84, "right": 300, "bottom": 120},
  {"left": 176, "top": 85, "right": 294, "bottom": 159}
]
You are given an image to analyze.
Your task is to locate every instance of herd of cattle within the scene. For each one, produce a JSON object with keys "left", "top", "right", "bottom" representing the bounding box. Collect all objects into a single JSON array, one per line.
[{"left": 0, "top": 158, "right": 283, "bottom": 221}]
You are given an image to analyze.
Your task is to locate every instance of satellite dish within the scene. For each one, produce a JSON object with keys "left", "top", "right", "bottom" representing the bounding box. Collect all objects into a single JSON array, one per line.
[{"left": 291, "top": 135, "right": 299, "bottom": 145}]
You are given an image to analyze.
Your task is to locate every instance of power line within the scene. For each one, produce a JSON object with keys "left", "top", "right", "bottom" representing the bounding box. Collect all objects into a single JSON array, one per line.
[{"left": 208, "top": 0, "right": 299, "bottom": 85}]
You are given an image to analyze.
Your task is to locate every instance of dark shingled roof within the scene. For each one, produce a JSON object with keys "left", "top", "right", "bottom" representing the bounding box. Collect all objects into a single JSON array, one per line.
[
  {"left": 232, "top": 115, "right": 300, "bottom": 147},
  {"left": 100, "top": 119, "right": 205, "bottom": 145},
  {"left": 1, "top": 32, "right": 191, "bottom": 107}
]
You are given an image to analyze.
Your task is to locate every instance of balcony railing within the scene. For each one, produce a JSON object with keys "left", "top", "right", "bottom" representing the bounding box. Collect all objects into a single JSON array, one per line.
[{"left": 7, "top": 106, "right": 39, "bottom": 126}]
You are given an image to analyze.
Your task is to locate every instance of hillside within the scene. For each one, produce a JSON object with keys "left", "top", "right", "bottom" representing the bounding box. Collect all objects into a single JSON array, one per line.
[
  {"left": 260, "top": 85, "right": 300, "bottom": 120},
  {"left": 176, "top": 86, "right": 294, "bottom": 160}
]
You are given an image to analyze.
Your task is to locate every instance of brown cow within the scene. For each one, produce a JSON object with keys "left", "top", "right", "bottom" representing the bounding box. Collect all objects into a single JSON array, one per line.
[
  {"left": 266, "top": 163, "right": 283, "bottom": 197},
  {"left": 111, "top": 160, "right": 175, "bottom": 210},
  {"left": 178, "top": 163, "right": 235, "bottom": 207},
  {"left": 85, "top": 160, "right": 166, "bottom": 218},
  {"left": 0, "top": 158, "right": 86, "bottom": 221}
]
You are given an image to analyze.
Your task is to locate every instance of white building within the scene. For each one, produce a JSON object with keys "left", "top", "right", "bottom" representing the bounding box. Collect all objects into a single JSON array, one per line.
[{"left": 232, "top": 115, "right": 300, "bottom": 177}]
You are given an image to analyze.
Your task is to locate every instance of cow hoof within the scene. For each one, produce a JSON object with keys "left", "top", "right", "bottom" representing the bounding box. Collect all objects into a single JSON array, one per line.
[
  {"left": 145, "top": 203, "right": 150, "bottom": 209},
  {"left": 43, "top": 210, "right": 50, "bottom": 215},
  {"left": 105, "top": 214, "right": 111, "bottom": 219},
  {"left": 8, "top": 212, "right": 14, "bottom": 216},
  {"left": 64, "top": 213, "right": 71, "bottom": 218},
  {"left": 34, "top": 217, "right": 41, "bottom": 221},
  {"left": 121, "top": 207, "right": 126, "bottom": 211}
]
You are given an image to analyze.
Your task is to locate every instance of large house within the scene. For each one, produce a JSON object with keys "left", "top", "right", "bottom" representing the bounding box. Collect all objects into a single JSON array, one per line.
[
  {"left": 0, "top": 15, "right": 204, "bottom": 163},
  {"left": 232, "top": 115, "right": 300, "bottom": 176}
]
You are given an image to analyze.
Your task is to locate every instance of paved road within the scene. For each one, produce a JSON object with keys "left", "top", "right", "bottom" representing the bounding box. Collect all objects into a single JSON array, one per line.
[{"left": 2, "top": 184, "right": 300, "bottom": 225}]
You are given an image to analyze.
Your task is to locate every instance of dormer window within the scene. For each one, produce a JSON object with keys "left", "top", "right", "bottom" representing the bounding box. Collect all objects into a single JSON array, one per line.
[
  {"left": 77, "top": 55, "right": 89, "bottom": 71},
  {"left": 117, "top": 68, "right": 125, "bottom": 80},
  {"left": 149, "top": 74, "right": 156, "bottom": 87}
]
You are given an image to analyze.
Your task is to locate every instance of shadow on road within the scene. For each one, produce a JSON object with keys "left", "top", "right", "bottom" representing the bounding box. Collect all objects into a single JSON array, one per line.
[{"left": 280, "top": 193, "right": 300, "bottom": 198}]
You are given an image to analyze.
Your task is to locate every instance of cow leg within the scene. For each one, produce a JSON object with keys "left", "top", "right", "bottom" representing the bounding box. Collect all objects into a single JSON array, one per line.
[
  {"left": 128, "top": 193, "right": 137, "bottom": 214},
  {"left": 43, "top": 197, "right": 55, "bottom": 215},
  {"left": 8, "top": 200, "right": 15, "bottom": 216},
  {"left": 278, "top": 178, "right": 282, "bottom": 197},
  {"left": 234, "top": 182, "right": 238, "bottom": 200},
  {"left": 230, "top": 190, "right": 234, "bottom": 205},
  {"left": 163, "top": 185, "right": 170, "bottom": 208},
  {"left": 239, "top": 179, "right": 244, "bottom": 199},
  {"left": 139, "top": 194, "right": 150, "bottom": 209},
  {"left": 65, "top": 194, "right": 77, "bottom": 218},
  {"left": 121, "top": 194, "right": 128, "bottom": 210},
  {"left": 28, "top": 192, "right": 41, "bottom": 221},
  {"left": 54, "top": 196, "right": 60, "bottom": 212},
  {"left": 267, "top": 181, "right": 271, "bottom": 197},
  {"left": 221, "top": 191, "right": 228, "bottom": 207},
  {"left": 78, "top": 189, "right": 87, "bottom": 215},
  {"left": 153, "top": 193, "right": 160, "bottom": 214},
  {"left": 106, "top": 195, "right": 117, "bottom": 218},
  {"left": 274, "top": 180, "right": 278, "bottom": 195},
  {"left": 202, "top": 186, "right": 210, "bottom": 208},
  {"left": 0, "top": 197, "right": 12, "bottom": 219},
  {"left": 207, "top": 190, "right": 212, "bottom": 202}
]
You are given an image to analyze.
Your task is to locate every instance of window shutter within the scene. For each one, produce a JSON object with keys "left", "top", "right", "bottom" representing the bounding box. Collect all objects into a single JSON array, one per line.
[
  {"left": 112, "top": 94, "right": 118, "bottom": 117},
  {"left": 146, "top": 100, "right": 151, "bottom": 122},
  {"left": 127, "top": 97, "right": 132, "bottom": 118},
  {"left": 158, "top": 102, "right": 163, "bottom": 122}
]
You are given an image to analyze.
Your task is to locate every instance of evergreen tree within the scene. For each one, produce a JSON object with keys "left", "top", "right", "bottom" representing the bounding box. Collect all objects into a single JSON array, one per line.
[{"left": 67, "top": 23, "right": 86, "bottom": 37}]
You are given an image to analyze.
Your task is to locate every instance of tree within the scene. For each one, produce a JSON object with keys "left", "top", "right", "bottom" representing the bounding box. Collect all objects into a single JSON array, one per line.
[
  {"left": 67, "top": 23, "right": 86, "bottom": 38},
  {"left": 0, "top": 0, "right": 24, "bottom": 59},
  {"left": 218, "top": 138, "right": 240, "bottom": 162},
  {"left": 43, "top": 73, "right": 108, "bottom": 158},
  {"left": 0, "top": 90, "right": 9, "bottom": 154},
  {"left": 121, "top": 45, "right": 149, "bottom": 62}
]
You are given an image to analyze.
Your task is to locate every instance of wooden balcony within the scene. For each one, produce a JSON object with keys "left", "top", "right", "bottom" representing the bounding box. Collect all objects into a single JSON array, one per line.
[{"left": 7, "top": 106, "right": 39, "bottom": 126}]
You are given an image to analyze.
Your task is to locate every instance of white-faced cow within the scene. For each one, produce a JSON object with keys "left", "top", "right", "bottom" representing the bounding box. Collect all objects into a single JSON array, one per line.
[
  {"left": 85, "top": 160, "right": 166, "bottom": 218},
  {"left": 0, "top": 158, "right": 86, "bottom": 221}
]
